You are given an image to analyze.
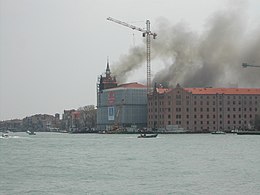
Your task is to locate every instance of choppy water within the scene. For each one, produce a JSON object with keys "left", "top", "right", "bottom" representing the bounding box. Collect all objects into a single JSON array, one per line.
[{"left": 0, "top": 132, "right": 260, "bottom": 195}]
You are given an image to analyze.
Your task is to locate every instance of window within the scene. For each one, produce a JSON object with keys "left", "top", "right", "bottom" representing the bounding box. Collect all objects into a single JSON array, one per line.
[{"left": 176, "top": 100, "right": 181, "bottom": 105}]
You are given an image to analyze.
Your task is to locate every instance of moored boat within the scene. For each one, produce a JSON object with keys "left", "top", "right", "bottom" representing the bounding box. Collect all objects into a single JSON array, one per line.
[
  {"left": 211, "top": 131, "right": 226, "bottom": 134},
  {"left": 237, "top": 131, "right": 260, "bottom": 135}
]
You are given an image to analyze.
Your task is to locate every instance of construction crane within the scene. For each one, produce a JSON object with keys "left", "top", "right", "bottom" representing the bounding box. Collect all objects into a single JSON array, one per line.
[
  {"left": 242, "top": 63, "right": 260, "bottom": 68},
  {"left": 107, "top": 17, "right": 157, "bottom": 94}
]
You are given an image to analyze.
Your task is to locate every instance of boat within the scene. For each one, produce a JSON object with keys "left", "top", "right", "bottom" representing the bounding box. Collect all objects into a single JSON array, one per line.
[
  {"left": 211, "top": 131, "right": 226, "bottom": 134},
  {"left": 237, "top": 131, "right": 260, "bottom": 135},
  {"left": 138, "top": 134, "right": 158, "bottom": 138},
  {"left": 1, "top": 133, "right": 9, "bottom": 138},
  {"left": 26, "top": 130, "right": 36, "bottom": 135}
]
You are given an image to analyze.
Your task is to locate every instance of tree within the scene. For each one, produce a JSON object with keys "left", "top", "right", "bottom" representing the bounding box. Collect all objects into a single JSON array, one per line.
[{"left": 77, "top": 105, "right": 97, "bottom": 131}]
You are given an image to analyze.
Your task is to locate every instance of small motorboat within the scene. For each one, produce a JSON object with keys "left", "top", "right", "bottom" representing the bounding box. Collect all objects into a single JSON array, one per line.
[
  {"left": 138, "top": 134, "right": 158, "bottom": 138},
  {"left": 26, "top": 130, "right": 36, "bottom": 135},
  {"left": 1, "top": 133, "right": 9, "bottom": 138}
]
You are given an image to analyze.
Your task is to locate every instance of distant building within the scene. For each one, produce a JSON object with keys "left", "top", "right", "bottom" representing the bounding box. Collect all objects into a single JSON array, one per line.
[
  {"left": 62, "top": 109, "right": 76, "bottom": 131},
  {"left": 97, "top": 62, "right": 147, "bottom": 131},
  {"left": 148, "top": 84, "right": 260, "bottom": 132},
  {"left": 0, "top": 119, "right": 23, "bottom": 132},
  {"left": 23, "top": 114, "right": 59, "bottom": 131}
]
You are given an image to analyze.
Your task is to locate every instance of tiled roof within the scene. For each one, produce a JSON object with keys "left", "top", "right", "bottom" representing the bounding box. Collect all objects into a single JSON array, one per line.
[
  {"left": 156, "top": 88, "right": 172, "bottom": 93},
  {"left": 156, "top": 87, "right": 260, "bottom": 95},
  {"left": 185, "top": 88, "right": 260, "bottom": 95}
]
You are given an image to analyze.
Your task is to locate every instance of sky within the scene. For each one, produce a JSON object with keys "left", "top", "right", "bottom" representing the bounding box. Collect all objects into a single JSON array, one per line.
[{"left": 1, "top": 0, "right": 260, "bottom": 120}]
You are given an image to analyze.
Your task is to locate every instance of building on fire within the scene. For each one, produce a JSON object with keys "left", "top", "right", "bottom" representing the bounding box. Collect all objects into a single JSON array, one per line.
[{"left": 147, "top": 84, "right": 260, "bottom": 132}]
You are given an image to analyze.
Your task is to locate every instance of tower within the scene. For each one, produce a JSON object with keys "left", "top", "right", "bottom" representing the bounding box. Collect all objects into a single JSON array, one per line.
[{"left": 98, "top": 58, "right": 118, "bottom": 92}]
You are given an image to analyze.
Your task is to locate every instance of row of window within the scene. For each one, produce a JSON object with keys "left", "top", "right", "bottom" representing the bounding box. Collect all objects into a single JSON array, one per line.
[
  {"left": 165, "top": 95, "right": 260, "bottom": 100},
  {"left": 148, "top": 107, "right": 258, "bottom": 113},
  {"left": 149, "top": 100, "right": 258, "bottom": 106},
  {"left": 149, "top": 113, "right": 256, "bottom": 120},
  {"left": 149, "top": 120, "right": 249, "bottom": 126}
]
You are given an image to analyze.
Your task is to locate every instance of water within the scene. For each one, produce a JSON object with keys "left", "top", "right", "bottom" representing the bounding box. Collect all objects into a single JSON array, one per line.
[{"left": 1, "top": 133, "right": 260, "bottom": 195}]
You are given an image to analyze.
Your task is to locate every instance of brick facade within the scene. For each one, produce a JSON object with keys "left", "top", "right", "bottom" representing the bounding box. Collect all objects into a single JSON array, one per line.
[{"left": 147, "top": 84, "right": 260, "bottom": 132}]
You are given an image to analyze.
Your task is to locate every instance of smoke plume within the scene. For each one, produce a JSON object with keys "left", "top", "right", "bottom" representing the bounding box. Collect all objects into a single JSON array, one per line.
[{"left": 112, "top": 3, "right": 260, "bottom": 87}]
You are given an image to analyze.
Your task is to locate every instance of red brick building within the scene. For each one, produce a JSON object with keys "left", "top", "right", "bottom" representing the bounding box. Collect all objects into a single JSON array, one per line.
[{"left": 147, "top": 84, "right": 260, "bottom": 132}]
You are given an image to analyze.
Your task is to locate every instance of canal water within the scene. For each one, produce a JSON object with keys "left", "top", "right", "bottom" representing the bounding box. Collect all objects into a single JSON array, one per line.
[{"left": 1, "top": 132, "right": 259, "bottom": 194}]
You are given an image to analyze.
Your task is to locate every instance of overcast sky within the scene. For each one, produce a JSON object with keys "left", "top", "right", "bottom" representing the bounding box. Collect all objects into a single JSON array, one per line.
[{"left": 0, "top": 0, "right": 260, "bottom": 120}]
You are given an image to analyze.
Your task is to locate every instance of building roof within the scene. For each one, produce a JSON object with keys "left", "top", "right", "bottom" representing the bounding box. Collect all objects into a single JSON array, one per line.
[
  {"left": 185, "top": 88, "right": 260, "bottom": 95},
  {"left": 156, "top": 87, "right": 260, "bottom": 95},
  {"left": 117, "top": 82, "right": 146, "bottom": 89},
  {"left": 156, "top": 88, "right": 172, "bottom": 94}
]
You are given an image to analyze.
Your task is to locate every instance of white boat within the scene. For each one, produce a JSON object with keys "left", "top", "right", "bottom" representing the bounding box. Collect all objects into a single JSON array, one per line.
[
  {"left": 26, "top": 130, "right": 36, "bottom": 135},
  {"left": 138, "top": 134, "right": 158, "bottom": 138},
  {"left": 1, "top": 133, "right": 9, "bottom": 138},
  {"left": 211, "top": 131, "right": 226, "bottom": 134}
]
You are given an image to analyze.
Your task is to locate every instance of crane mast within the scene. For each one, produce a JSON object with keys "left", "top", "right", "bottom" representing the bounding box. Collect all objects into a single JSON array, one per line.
[
  {"left": 242, "top": 63, "right": 260, "bottom": 68},
  {"left": 107, "top": 17, "right": 157, "bottom": 94}
]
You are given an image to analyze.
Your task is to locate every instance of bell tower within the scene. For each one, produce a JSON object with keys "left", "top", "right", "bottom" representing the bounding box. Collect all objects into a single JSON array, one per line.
[{"left": 98, "top": 57, "right": 118, "bottom": 92}]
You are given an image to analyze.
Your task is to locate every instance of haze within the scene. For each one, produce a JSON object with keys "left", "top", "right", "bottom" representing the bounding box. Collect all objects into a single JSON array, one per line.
[{"left": 1, "top": 0, "right": 260, "bottom": 120}]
